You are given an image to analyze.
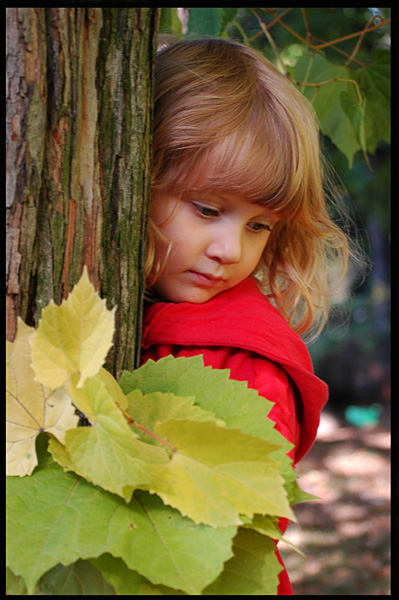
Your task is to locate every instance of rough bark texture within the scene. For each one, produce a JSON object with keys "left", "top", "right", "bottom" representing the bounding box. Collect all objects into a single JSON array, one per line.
[{"left": 6, "top": 7, "right": 158, "bottom": 378}]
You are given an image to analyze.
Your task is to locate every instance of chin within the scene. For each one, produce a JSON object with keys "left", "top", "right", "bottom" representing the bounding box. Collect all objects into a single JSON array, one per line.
[{"left": 162, "top": 288, "right": 219, "bottom": 304}]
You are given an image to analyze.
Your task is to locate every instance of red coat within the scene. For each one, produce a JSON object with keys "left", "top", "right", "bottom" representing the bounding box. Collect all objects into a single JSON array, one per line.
[{"left": 141, "top": 277, "right": 328, "bottom": 595}]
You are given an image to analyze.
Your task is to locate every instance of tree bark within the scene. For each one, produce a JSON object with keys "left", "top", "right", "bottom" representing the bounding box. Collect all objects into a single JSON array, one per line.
[{"left": 6, "top": 7, "right": 158, "bottom": 378}]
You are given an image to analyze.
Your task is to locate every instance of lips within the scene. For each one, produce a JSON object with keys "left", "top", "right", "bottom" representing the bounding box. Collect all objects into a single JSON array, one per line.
[
  {"left": 195, "top": 272, "right": 224, "bottom": 281},
  {"left": 189, "top": 271, "right": 225, "bottom": 286}
]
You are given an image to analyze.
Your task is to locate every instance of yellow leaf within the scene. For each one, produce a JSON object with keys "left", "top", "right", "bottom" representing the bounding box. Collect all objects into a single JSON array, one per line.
[
  {"left": 30, "top": 267, "right": 115, "bottom": 389},
  {"left": 153, "top": 419, "right": 294, "bottom": 527},
  {"left": 6, "top": 319, "right": 79, "bottom": 477}
]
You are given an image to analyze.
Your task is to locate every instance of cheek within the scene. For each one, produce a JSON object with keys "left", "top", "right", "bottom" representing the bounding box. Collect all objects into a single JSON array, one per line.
[{"left": 246, "top": 237, "right": 268, "bottom": 269}]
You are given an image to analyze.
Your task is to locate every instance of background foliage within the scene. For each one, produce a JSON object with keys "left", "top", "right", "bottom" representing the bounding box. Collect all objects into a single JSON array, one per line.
[{"left": 159, "top": 7, "right": 391, "bottom": 424}]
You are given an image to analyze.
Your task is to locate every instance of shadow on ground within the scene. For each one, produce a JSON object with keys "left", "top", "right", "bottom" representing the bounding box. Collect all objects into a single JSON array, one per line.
[{"left": 280, "top": 412, "right": 391, "bottom": 595}]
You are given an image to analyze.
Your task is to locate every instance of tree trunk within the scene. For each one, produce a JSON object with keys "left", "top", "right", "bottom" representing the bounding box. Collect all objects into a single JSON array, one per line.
[{"left": 6, "top": 7, "right": 158, "bottom": 378}]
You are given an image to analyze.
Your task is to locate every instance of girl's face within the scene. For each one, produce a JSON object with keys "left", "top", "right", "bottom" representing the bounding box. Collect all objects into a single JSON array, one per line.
[{"left": 150, "top": 189, "right": 278, "bottom": 303}]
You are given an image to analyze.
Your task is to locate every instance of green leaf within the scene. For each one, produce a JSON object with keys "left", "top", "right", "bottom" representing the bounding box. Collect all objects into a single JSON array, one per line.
[
  {"left": 355, "top": 48, "right": 391, "bottom": 154},
  {"left": 241, "top": 514, "right": 306, "bottom": 557},
  {"left": 121, "top": 355, "right": 278, "bottom": 439},
  {"left": 203, "top": 528, "right": 283, "bottom": 595},
  {"left": 340, "top": 89, "right": 364, "bottom": 146},
  {"left": 6, "top": 568, "right": 29, "bottom": 596},
  {"left": 220, "top": 8, "right": 240, "bottom": 35},
  {"left": 125, "top": 388, "right": 224, "bottom": 446},
  {"left": 53, "top": 374, "right": 169, "bottom": 502},
  {"left": 38, "top": 560, "right": 116, "bottom": 595},
  {"left": 290, "top": 53, "right": 361, "bottom": 167},
  {"left": 91, "top": 554, "right": 185, "bottom": 595},
  {"left": 121, "top": 356, "right": 301, "bottom": 509},
  {"left": 159, "top": 7, "right": 182, "bottom": 36},
  {"left": 93, "top": 529, "right": 283, "bottom": 597},
  {"left": 151, "top": 419, "right": 293, "bottom": 527},
  {"left": 6, "top": 445, "right": 236, "bottom": 595},
  {"left": 187, "top": 7, "right": 224, "bottom": 37},
  {"left": 59, "top": 368, "right": 292, "bottom": 526},
  {"left": 94, "top": 529, "right": 284, "bottom": 597},
  {"left": 7, "top": 453, "right": 114, "bottom": 593},
  {"left": 12, "top": 561, "right": 116, "bottom": 595}
]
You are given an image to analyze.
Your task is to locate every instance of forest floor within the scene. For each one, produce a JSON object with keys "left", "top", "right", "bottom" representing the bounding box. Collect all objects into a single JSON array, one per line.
[{"left": 280, "top": 411, "right": 391, "bottom": 595}]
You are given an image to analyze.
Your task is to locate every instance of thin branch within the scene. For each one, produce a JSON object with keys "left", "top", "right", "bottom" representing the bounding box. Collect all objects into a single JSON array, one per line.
[
  {"left": 301, "top": 8, "right": 311, "bottom": 43},
  {"left": 260, "top": 7, "right": 310, "bottom": 47},
  {"left": 312, "top": 18, "right": 390, "bottom": 50},
  {"left": 232, "top": 18, "right": 252, "bottom": 47},
  {"left": 250, "top": 8, "right": 292, "bottom": 41},
  {"left": 259, "top": 7, "right": 293, "bottom": 30},
  {"left": 296, "top": 78, "right": 363, "bottom": 106},
  {"left": 345, "top": 14, "right": 384, "bottom": 66},
  {"left": 311, "top": 37, "right": 366, "bottom": 67},
  {"left": 258, "top": 8, "right": 390, "bottom": 53},
  {"left": 252, "top": 9, "right": 288, "bottom": 75}
]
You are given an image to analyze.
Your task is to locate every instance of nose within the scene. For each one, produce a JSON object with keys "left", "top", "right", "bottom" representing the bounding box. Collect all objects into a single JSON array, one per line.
[{"left": 206, "top": 225, "right": 242, "bottom": 264}]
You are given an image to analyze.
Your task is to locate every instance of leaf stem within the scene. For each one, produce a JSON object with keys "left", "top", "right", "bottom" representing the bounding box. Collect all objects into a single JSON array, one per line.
[
  {"left": 296, "top": 77, "right": 363, "bottom": 106},
  {"left": 258, "top": 8, "right": 390, "bottom": 52},
  {"left": 252, "top": 9, "right": 288, "bottom": 76},
  {"left": 115, "top": 402, "right": 176, "bottom": 452},
  {"left": 312, "top": 18, "right": 390, "bottom": 50},
  {"left": 345, "top": 14, "right": 384, "bottom": 66}
]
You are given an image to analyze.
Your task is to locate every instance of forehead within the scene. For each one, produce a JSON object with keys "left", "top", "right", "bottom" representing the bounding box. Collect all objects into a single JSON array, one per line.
[{"left": 167, "top": 137, "right": 292, "bottom": 215}]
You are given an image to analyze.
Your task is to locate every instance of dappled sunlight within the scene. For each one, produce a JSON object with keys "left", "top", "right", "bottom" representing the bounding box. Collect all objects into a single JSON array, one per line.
[{"left": 281, "top": 412, "right": 390, "bottom": 595}]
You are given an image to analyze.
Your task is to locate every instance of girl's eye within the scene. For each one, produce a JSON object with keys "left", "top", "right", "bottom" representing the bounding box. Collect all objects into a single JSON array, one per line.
[
  {"left": 192, "top": 203, "right": 220, "bottom": 218},
  {"left": 248, "top": 222, "right": 272, "bottom": 232}
]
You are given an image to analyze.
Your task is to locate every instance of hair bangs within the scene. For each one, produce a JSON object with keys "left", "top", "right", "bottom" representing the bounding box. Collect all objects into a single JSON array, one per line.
[{"left": 153, "top": 101, "right": 305, "bottom": 219}]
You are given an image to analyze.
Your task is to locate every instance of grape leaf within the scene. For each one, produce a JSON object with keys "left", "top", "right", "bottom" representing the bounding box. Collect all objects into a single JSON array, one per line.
[
  {"left": 355, "top": 48, "right": 391, "bottom": 154},
  {"left": 112, "top": 491, "right": 236, "bottom": 594},
  {"left": 52, "top": 374, "right": 169, "bottom": 502},
  {"left": 94, "top": 530, "right": 282, "bottom": 597},
  {"left": 124, "top": 356, "right": 317, "bottom": 508},
  {"left": 290, "top": 53, "right": 361, "bottom": 167},
  {"left": 38, "top": 560, "right": 116, "bottom": 595},
  {"left": 203, "top": 528, "right": 282, "bottom": 595},
  {"left": 6, "top": 561, "right": 116, "bottom": 595},
  {"left": 90, "top": 554, "right": 185, "bottom": 595},
  {"left": 159, "top": 7, "right": 182, "bottom": 36},
  {"left": 292, "top": 49, "right": 390, "bottom": 167},
  {"left": 30, "top": 267, "right": 115, "bottom": 389},
  {"left": 6, "top": 318, "right": 78, "bottom": 476},
  {"left": 151, "top": 419, "right": 294, "bottom": 527},
  {"left": 6, "top": 568, "right": 27, "bottom": 596},
  {"left": 121, "top": 355, "right": 302, "bottom": 500},
  {"left": 55, "top": 376, "right": 293, "bottom": 525},
  {"left": 120, "top": 355, "right": 279, "bottom": 439},
  {"left": 125, "top": 388, "right": 224, "bottom": 446},
  {"left": 6, "top": 445, "right": 236, "bottom": 595},
  {"left": 187, "top": 7, "right": 224, "bottom": 37},
  {"left": 241, "top": 514, "right": 306, "bottom": 557}
]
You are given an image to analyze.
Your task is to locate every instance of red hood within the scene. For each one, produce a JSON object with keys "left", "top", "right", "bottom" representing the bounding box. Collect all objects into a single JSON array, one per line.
[{"left": 142, "top": 278, "right": 328, "bottom": 461}]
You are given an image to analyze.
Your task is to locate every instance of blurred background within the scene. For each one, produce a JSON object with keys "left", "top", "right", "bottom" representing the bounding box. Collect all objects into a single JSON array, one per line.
[{"left": 162, "top": 8, "right": 391, "bottom": 594}]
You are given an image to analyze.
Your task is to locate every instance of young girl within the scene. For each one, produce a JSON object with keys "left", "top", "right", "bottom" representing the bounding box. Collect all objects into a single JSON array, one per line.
[{"left": 141, "top": 37, "right": 359, "bottom": 595}]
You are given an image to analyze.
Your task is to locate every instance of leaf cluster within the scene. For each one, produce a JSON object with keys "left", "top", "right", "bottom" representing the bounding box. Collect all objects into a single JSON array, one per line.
[
  {"left": 6, "top": 269, "right": 314, "bottom": 595},
  {"left": 160, "top": 7, "right": 390, "bottom": 168}
]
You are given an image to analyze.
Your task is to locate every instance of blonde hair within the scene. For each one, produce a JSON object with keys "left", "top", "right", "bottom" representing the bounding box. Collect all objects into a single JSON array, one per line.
[{"left": 146, "top": 37, "right": 364, "bottom": 340}]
